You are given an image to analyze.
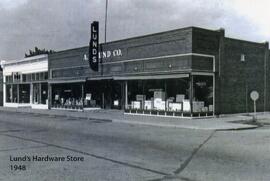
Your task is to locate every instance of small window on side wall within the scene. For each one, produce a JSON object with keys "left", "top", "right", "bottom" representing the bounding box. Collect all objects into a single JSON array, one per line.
[{"left": 240, "top": 54, "right": 245, "bottom": 62}]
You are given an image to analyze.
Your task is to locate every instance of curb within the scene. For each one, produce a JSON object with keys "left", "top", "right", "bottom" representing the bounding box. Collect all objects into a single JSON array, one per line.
[
  {"left": 112, "top": 119, "right": 258, "bottom": 131},
  {"left": 0, "top": 108, "right": 260, "bottom": 131},
  {"left": 0, "top": 109, "right": 113, "bottom": 123}
]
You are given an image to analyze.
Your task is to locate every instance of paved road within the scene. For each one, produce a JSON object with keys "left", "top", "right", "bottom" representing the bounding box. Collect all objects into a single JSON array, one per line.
[{"left": 0, "top": 111, "right": 269, "bottom": 181}]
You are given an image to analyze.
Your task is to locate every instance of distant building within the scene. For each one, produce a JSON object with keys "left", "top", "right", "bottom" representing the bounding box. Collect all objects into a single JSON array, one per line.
[{"left": 1, "top": 55, "right": 48, "bottom": 109}]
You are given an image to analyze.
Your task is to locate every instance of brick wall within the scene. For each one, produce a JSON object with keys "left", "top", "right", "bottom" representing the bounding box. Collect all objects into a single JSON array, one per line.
[
  {"left": 48, "top": 26, "right": 270, "bottom": 114},
  {"left": 220, "top": 38, "right": 268, "bottom": 114},
  {"left": 49, "top": 28, "right": 193, "bottom": 80}
]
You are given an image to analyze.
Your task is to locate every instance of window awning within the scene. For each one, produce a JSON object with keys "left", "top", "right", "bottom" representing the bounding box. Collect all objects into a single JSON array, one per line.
[
  {"left": 113, "top": 74, "right": 189, "bottom": 80},
  {"left": 48, "top": 79, "right": 86, "bottom": 84},
  {"left": 87, "top": 76, "right": 113, "bottom": 81},
  {"left": 48, "top": 74, "right": 189, "bottom": 83}
]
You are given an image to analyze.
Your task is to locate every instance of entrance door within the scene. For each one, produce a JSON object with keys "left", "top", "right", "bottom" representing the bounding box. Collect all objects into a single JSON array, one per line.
[
  {"left": 85, "top": 80, "right": 123, "bottom": 109},
  {"left": 102, "top": 80, "right": 122, "bottom": 109},
  {"left": 110, "top": 81, "right": 122, "bottom": 109}
]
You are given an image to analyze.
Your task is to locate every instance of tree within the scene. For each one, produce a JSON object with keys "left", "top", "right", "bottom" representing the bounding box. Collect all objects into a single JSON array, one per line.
[{"left": 25, "top": 47, "right": 55, "bottom": 58}]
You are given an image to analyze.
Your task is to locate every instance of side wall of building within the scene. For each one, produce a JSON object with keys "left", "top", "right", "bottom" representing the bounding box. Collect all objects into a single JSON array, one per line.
[{"left": 219, "top": 38, "right": 269, "bottom": 114}]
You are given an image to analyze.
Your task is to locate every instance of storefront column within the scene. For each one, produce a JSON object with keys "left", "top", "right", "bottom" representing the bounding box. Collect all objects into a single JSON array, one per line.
[
  {"left": 48, "top": 83, "right": 52, "bottom": 109},
  {"left": 17, "top": 84, "right": 19, "bottom": 103},
  {"left": 10, "top": 84, "right": 13, "bottom": 103},
  {"left": 189, "top": 75, "right": 193, "bottom": 116},
  {"left": 125, "top": 81, "right": 128, "bottom": 109},
  {"left": 39, "top": 83, "right": 42, "bottom": 104},
  {"left": 3, "top": 83, "right": 6, "bottom": 106},
  {"left": 164, "top": 81, "right": 167, "bottom": 111},
  {"left": 213, "top": 75, "right": 215, "bottom": 115},
  {"left": 81, "top": 84, "right": 84, "bottom": 109},
  {"left": 30, "top": 83, "right": 33, "bottom": 104}
]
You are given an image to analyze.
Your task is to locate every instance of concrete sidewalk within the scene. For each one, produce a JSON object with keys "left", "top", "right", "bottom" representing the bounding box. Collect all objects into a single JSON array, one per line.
[{"left": 0, "top": 107, "right": 261, "bottom": 130}]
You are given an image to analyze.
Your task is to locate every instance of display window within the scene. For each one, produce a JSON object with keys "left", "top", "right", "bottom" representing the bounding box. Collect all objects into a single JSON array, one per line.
[
  {"left": 41, "top": 83, "right": 48, "bottom": 105},
  {"left": 84, "top": 80, "right": 122, "bottom": 109},
  {"left": 84, "top": 81, "right": 103, "bottom": 108},
  {"left": 125, "top": 75, "right": 214, "bottom": 117},
  {"left": 193, "top": 75, "right": 214, "bottom": 115},
  {"left": 19, "top": 84, "right": 30, "bottom": 103},
  {"left": 52, "top": 83, "right": 84, "bottom": 110},
  {"left": 12, "top": 85, "right": 18, "bottom": 103},
  {"left": 5, "top": 84, "right": 13, "bottom": 103},
  {"left": 4, "top": 71, "right": 48, "bottom": 106},
  {"left": 33, "top": 83, "right": 41, "bottom": 104}
]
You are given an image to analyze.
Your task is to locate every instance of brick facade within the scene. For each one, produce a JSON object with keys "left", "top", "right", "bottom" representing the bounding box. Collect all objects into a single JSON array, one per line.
[{"left": 48, "top": 26, "right": 270, "bottom": 114}]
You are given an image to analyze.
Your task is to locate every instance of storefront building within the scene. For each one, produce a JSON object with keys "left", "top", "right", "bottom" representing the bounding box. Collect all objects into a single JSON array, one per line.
[
  {"left": 48, "top": 26, "right": 270, "bottom": 116},
  {"left": 2, "top": 55, "right": 48, "bottom": 109}
]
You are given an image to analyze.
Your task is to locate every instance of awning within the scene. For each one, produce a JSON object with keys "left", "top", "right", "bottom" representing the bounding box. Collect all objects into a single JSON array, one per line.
[
  {"left": 48, "top": 79, "right": 86, "bottom": 84},
  {"left": 87, "top": 76, "right": 113, "bottom": 81},
  {"left": 113, "top": 74, "right": 189, "bottom": 80},
  {"left": 49, "top": 74, "right": 189, "bottom": 83}
]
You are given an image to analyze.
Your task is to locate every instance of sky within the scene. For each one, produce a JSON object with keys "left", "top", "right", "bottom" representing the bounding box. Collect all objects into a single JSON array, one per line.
[{"left": 0, "top": 0, "right": 269, "bottom": 60}]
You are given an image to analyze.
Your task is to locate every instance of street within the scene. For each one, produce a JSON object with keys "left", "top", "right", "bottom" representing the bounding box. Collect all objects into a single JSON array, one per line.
[{"left": 0, "top": 111, "right": 269, "bottom": 181}]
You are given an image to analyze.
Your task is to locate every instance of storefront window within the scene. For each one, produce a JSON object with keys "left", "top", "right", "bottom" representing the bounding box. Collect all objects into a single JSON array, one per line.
[
  {"left": 26, "top": 74, "right": 31, "bottom": 82},
  {"left": 31, "top": 73, "right": 35, "bottom": 81},
  {"left": 6, "top": 84, "right": 12, "bottom": 103},
  {"left": 127, "top": 78, "right": 190, "bottom": 115},
  {"left": 5, "top": 72, "right": 48, "bottom": 105},
  {"left": 84, "top": 81, "right": 103, "bottom": 108},
  {"left": 126, "top": 76, "right": 213, "bottom": 117},
  {"left": 41, "top": 83, "right": 48, "bottom": 104},
  {"left": 52, "top": 83, "right": 84, "bottom": 109},
  {"left": 6, "top": 84, "right": 19, "bottom": 103},
  {"left": 33, "top": 83, "right": 41, "bottom": 104},
  {"left": 83, "top": 80, "right": 122, "bottom": 109},
  {"left": 19, "top": 84, "right": 30, "bottom": 103},
  {"left": 12, "top": 85, "right": 18, "bottom": 103},
  {"left": 5, "top": 76, "right": 13, "bottom": 83},
  {"left": 22, "top": 74, "right": 27, "bottom": 82},
  {"left": 39, "top": 72, "right": 44, "bottom": 81},
  {"left": 193, "top": 75, "right": 213, "bottom": 115},
  {"left": 44, "top": 72, "right": 48, "bottom": 80},
  {"left": 36, "top": 73, "right": 40, "bottom": 81}
]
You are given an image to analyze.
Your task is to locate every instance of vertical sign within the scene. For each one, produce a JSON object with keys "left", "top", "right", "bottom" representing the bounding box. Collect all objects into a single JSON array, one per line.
[{"left": 89, "top": 21, "right": 99, "bottom": 71}]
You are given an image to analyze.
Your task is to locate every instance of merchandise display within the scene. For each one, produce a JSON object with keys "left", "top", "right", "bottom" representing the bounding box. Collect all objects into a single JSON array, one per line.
[
  {"left": 183, "top": 99, "right": 191, "bottom": 112},
  {"left": 176, "top": 94, "right": 185, "bottom": 102},
  {"left": 154, "top": 98, "right": 165, "bottom": 110},
  {"left": 131, "top": 101, "right": 141, "bottom": 109},
  {"left": 192, "top": 101, "right": 205, "bottom": 112},
  {"left": 144, "top": 100, "right": 152, "bottom": 110},
  {"left": 168, "top": 102, "right": 182, "bottom": 111}
]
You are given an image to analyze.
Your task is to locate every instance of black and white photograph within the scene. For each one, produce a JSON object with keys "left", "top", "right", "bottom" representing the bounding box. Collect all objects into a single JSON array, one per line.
[{"left": 0, "top": 0, "right": 270, "bottom": 180}]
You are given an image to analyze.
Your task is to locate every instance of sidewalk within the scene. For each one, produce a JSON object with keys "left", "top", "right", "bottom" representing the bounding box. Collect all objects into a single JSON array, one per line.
[{"left": 0, "top": 107, "right": 262, "bottom": 131}]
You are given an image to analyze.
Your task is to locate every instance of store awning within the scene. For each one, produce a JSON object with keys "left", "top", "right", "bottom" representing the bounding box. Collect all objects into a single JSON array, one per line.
[
  {"left": 48, "top": 79, "right": 86, "bottom": 84},
  {"left": 87, "top": 76, "right": 113, "bottom": 81},
  {"left": 113, "top": 74, "right": 189, "bottom": 80}
]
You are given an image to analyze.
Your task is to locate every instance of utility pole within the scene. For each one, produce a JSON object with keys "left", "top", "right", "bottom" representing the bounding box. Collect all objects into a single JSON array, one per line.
[
  {"left": 104, "top": 0, "right": 108, "bottom": 43},
  {"left": 102, "top": 0, "right": 108, "bottom": 109}
]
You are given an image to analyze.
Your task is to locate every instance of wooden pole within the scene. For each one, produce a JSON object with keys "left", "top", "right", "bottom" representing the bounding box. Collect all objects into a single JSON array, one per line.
[{"left": 105, "top": 0, "right": 108, "bottom": 43}]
